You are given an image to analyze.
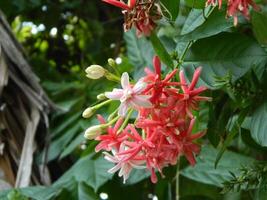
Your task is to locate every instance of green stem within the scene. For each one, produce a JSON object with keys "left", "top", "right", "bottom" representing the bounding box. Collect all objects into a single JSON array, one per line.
[
  {"left": 93, "top": 99, "right": 113, "bottom": 110},
  {"left": 176, "top": 160, "right": 180, "bottom": 200},
  {"left": 118, "top": 109, "right": 134, "bottom": 133}
]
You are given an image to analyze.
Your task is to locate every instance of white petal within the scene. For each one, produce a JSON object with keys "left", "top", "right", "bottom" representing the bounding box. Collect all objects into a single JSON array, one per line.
[
  {"left": 105, "top": 89, "right": 123, "bottom": 100},
  {"left": 118, "top": 102, "right": 128, "bottom": 116},
  {"left": 132, "top": 95, "right": 153, "bottom": 108},
  {"left": 108, "top": 163, "right": 122, "bottom": 174},
  {"left": 133, "top": 80, "right": 146, "bottom": 94},
  {"left": 121, "top": 72, "right": 130, "bottom": 89}
]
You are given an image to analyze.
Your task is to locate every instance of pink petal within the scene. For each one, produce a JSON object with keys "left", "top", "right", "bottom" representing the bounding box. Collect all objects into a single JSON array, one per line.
[
  {"left": 105, "top": 89, "right": 123, "bottom": 100},
  {"left": 121, "top": 72, "right": 130, "bottom": 89},
  {"left": 128, "top": 0, "right": 136, "bottom": 8},
  {"left": 179, "top": 70, "right": 188, "bottom": 92},
  {"left": 102, "top": 0, "right": 130, "bottom": 10},
  {"left": 189, "top": 67, "right": 202, "bottom": 91}
]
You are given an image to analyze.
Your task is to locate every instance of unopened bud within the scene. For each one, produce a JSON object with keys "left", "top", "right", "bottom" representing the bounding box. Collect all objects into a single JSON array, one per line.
[
  {"left": 84, "top": 125, "right": 102, "bottom": 139},
  {"left": 85, "top": 65, "right": 106, "bottom": 79},
  {"left": 108, "top": 58, "right": 116, "bottom": 67},
  {"left": 97, "top": 93, "right": 106, "bottom": 100},
  {"left": 82, "top": 107, "right": 94, "bottom": 118}
]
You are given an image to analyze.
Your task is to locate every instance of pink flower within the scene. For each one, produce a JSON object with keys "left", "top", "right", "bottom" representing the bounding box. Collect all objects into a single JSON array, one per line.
[
  {"left": 105, "top": 72, "right": 152, "bottom": 116},
  {"left": 95, "top": 117, "right": 127, "bottom": 152},
  {"left": 227, "top": 0, "right": 260, "bottom": 25},
  {"left": 102, "top": 0, "right": 161, "bottom": 36},
  {"left": 104, "top": 147, "right": 146, "bottom": 183},
  {"left": 177, "top": 67, "right": 212, "bottom": 118}
]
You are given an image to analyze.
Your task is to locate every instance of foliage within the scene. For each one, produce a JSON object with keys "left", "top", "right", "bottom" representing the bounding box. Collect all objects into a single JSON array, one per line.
[{"left": 0, "top": 0, "right": 267, "bottom": 199}]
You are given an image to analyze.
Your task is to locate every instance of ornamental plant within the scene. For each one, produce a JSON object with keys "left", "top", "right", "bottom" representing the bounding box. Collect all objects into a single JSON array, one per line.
[
  {"left": 3, "top": 0, "right": 267, "bottom": 199},
  {"left": 78, "top": 0, "right": 267, "bottom": 198}
]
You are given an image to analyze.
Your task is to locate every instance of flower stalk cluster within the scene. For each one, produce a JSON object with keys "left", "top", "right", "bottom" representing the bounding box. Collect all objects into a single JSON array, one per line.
[{"left": 83, "top": 56, "right": 211, "bottom": 183}]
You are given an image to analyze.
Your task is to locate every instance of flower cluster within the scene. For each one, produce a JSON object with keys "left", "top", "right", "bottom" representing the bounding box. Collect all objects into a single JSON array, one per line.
[
  {"left": 102, "top": 0, "right": 161, "bottom": 36},
  {"left": 84, "top": 56, "right": 211, "bottom": 183},
  {"left": 206, "top": 0, "right": 260, "bottom": 25}
]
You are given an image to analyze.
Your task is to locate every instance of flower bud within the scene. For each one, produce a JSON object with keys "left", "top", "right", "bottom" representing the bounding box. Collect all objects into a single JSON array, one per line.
[
  {"left": 84, "top": 125, "right": 102, "bottom": 139},
  {"left": 85, "top": 65, "right": 106, "bottom": 79},
  {"left": 97, "top": 93, "right": 106, "bottom": 100},
  {"left": 82, "top": 107, "right": 94, "bottom": 118},
  {"left": 108, "top": 58, "right": 116, "bottom": 67}
]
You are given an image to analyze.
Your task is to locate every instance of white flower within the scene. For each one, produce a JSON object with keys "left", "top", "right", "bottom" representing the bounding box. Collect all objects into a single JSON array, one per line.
[
  {"left": 84, "top": 125, "right": 102, "bottom": 139},
  {"left": 85, "top": 65, "right": 106, "bottom": 79},
  {"left": 105, "top": 72, "right": 152, "bottom": 116},
  {"left": 82, "top": 107, "right": 94, "bottom": 118}
]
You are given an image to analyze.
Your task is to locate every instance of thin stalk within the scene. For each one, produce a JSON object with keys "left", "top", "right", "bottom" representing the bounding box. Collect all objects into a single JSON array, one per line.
[
  {"left": 118, "top": 109, "right": 134, "bottom": 133},
  {"left": 176, "top": 160, "right": 180, "bottom": 200}
]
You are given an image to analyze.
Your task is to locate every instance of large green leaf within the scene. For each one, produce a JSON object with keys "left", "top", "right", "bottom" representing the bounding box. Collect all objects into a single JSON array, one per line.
[
  {"left": 250, "top": 101, "right": 267, "bottom": 147},
  {"left": 183, "top": 33, "right": 267, "bottom": 88},
  {"left": 251, "top": 10, "right": 267, "bottom": 45},
  {"left": 126, "top": 169, "right": 151, "bottom": 185},
  {"left": 78, "top": 182, "right": 98, "bottom": 200},
  {"left": 184, "top": 0, "right": 206, "bottom": 9},
  {"left": 181, "top": 146, "right": 255, "bottom": 187},
  {"left": 161, "top": 0, "right": 180, "bottom": 20},
  {"left": 150, "top": 33, "right": 174, "bottom": 68},
  {"left": 55, "top": 155, "right": 113, "bottom": 191},
  {"left": 178, "top": 10, "right": 233, "bottom": 42},
  {"left": 124, "top": 29, "right": 154, "bottom": 78},
  {"left": 180, "top": 8, "right": 207, "bottom": 35}
]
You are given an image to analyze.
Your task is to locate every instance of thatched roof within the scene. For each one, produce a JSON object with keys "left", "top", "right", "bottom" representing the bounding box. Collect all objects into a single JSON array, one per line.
[{"left": 0, "top": 10, "right": 55, "bottom": 189}]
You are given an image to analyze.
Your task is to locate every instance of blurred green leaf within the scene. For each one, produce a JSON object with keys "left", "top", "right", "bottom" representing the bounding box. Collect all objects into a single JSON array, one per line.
[
  {"left": 178, "top": 10, "right": 233, "bottom": 42},
  {"left": 183, "top": 33, "right": 267, "bottom": 88},
  {"left": 161, "top": 0, "right": 180, "bottom": 20},
  {"left": 150, "top": 32, "right": 174, "bottom": 68},
  {"left": 184, "top": 0, "right": 206, "bottom": 9},
  {"left": 250, "top": 101, "right": 267, "bottom": 147},
  {"left": 55, "top": 155, "right": 113, "bottom": 191},
  {"left": 251, "top": 10, "right": 267, "bottom": 45},
  {"left": 124, "top": 29, "right": 154, "bottom": 78},
  {"left": 181, "top": 146, "right": 255, "bottom": 187}
]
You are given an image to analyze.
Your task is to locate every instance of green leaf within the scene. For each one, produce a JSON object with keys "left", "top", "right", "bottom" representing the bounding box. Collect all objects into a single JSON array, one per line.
[
  {"left": 251, "top": 10, "right": 267, "bottom": 45},
  {"left": 126, "top": 169, "right": 150, "bottom": 185},
  {"left": 180, "top": 8, "right": 207, "bottom": 35},
  {"left": 78, "top": 182, "right": 98, "bottom": 200},
  {"left": 124, "top": 29, "right": 154, "bottom": 78},
  {"left": 150, "top": 32, "right": 174, "bottom": 68},
  {"left": 184, "top": 0, "right": 206, "bottom": 9},
  {"left": 55, "top": 155, "right": 113, "bottom": 191},
  {"left": 181, "top": 146, "right": 255, "bottom": 187},
  {"left": 59, "top": 134, "right": 84, "bottom": 159},
  {"left": 178, "top": 10, "right": 233, "bottom": 42},
  {"left": 183, "top": 33, "right": 267, "bottom": 88},
  {"left": 250, "top": 101, "right": 267, "bottom": 147},
  {"left": 161, "top": 0, "right": 180, "bottom": 20}
]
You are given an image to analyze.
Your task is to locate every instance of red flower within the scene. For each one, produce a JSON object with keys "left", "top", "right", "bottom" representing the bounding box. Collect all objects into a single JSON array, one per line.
[{"left": 102, "top": 0, "right": 161, "bottom": 36}]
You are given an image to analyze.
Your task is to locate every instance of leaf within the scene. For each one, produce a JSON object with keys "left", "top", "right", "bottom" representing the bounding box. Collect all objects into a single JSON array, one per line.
[
  {"left": 124, "top": 29, "right": 154, "bottom": 79},
  {"left": 251, "top": 10, "right": 267, "bottom": 45},
  {"left": 150, "top": 32, "right": 174, "bottom": 69},
  {"left": 161, "top": 0, "right": 180, "bottom": 20},
  {"left": 78, "top": 182, "right": 98, "bottom": 200},
  {"left": 181, "top": 146, "right": 255, "bottom": 187},
  {"left": 184, "top": 0, "right": 206, "bottom": 9},
  {"left": 126, "top": 169, "right": 151, "bottom": 185},
  {"left": 180, "top": 9, "right": 207, "bottom": 35},
  {"left": 59, "top": 134, "right": 84, "bottom": 159},
  {"left": 250, "top": 101, "right": 267, "bottom": 147},
  {"left": 55, "top": 155, "right": 114, "bottom": 191},
  {"left": 183, "top": 33, "right": 267, "bottom": 88},
  {"left": 178, "top": 10, "right": 233, "bottom": 42}
]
